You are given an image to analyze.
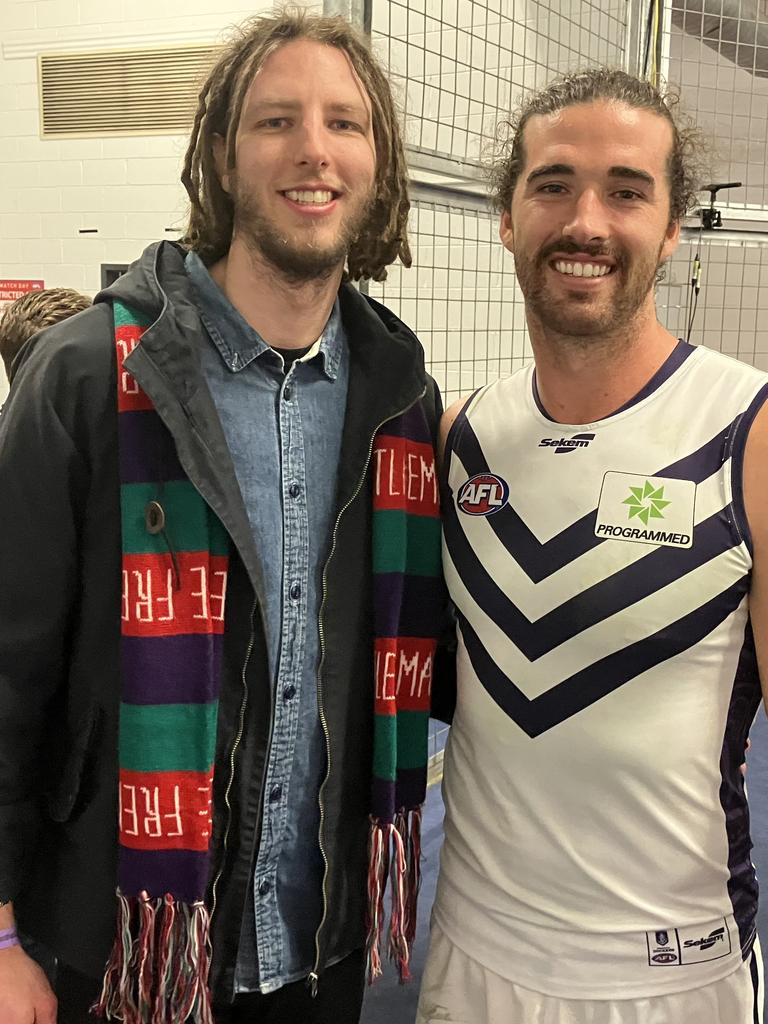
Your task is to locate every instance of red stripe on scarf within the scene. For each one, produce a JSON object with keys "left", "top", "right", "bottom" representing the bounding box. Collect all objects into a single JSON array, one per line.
[
  {"left": 374, "top": 637, "right": 434, "bottom": 714},
  {"left": 372, "top": 436, "right": 439, "bottom": 516},
  {"left": 119, "top": 769, "right": 213, "bottom": 852},
  {"left": 122, "top": 553, "right": 228, "bottom": 637}
]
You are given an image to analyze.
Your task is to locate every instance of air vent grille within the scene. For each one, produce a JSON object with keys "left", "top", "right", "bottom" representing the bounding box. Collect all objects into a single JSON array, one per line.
[{"left": 39, "top": 45, "right": 218, "bottom": 137}]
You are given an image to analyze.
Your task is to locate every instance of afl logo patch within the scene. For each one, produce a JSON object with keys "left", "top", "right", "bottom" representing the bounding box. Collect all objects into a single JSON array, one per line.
[{"left": 457, "top": 473, "right": 509, "bottom": 516}]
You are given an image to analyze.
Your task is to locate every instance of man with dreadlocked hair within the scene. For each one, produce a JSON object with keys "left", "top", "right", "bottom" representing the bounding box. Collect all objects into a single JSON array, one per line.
[{"left": 0, "top": 10, "right": 448, "bottom": 1024}]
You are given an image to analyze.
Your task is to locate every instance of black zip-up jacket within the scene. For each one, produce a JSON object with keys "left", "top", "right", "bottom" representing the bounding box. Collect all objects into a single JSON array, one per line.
[{"left": 0, "top": 241, "right": 446, "bottom": 1001}]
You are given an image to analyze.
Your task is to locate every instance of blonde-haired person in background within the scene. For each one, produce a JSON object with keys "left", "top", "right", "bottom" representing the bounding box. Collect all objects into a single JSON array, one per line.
[
  {"left": 0, "top": 287, "right": 91, "bottom": 386},
  {"left": 0, "top": 9, "right": 447, "bottom": 1024}
]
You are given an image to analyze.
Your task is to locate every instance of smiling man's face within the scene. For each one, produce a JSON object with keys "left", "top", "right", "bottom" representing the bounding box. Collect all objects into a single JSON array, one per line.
[
  {"left": 216, "top": 38, "right": 377, "bottom": 281},
  {"left": 500, "top": 100, "right": 681, "bottom": 340}
]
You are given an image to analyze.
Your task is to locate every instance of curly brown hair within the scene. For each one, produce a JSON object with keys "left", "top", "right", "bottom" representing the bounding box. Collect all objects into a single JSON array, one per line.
[
  {"left": 0, "top": 287, "right": 90, "bottom": 380},
  {"left": 180, "top": 9, "right": 411, "bottom": 282},
  {"left": 490, "top": 68, "right": 705, "bottom": 223}
]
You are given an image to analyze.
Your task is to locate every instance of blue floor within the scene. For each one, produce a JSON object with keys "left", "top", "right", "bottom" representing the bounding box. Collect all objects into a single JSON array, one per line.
[{"left": 361, "top": 708, "right": 768, "bottom": 1023}]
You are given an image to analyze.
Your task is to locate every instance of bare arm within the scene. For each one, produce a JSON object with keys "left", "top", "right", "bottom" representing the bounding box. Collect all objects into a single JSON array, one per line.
[
  {"left": 438, "top": 395, "right": 473, "bottom": 464},
  {"left": 742, "top": 400, "right": 768, "bottom": 705},
  {"left": 0, "top": 902, "right": 57, "bottom": 1024}
]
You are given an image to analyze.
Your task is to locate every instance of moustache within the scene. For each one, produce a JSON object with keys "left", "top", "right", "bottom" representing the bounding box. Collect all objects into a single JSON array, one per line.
[{"left": 538, "top": 241, "right": 623, "bottom": 265}]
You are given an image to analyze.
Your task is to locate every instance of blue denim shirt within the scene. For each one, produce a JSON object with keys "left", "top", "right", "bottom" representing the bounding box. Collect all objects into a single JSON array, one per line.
[{"left": 185, "top": 252, "right": 349, "bottom": 993}]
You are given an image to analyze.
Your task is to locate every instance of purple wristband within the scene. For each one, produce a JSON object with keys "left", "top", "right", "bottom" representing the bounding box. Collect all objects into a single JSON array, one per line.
[{"left": 0, "top": 928, "right": 19, "bottom": 950}]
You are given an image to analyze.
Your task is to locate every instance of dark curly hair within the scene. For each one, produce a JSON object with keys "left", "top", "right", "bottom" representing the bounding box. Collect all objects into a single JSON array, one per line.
[
  {"left": 490, "top": 68, "right": 705, "bottom": 223},
  {"left": 180, "top": 8, "right": 411, "bottom": 282}
]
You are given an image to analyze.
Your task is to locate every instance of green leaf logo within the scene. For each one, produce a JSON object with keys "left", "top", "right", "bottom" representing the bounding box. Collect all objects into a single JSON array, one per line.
[{"left": 622, "top": 480, "right": 671, "bottom": 526}]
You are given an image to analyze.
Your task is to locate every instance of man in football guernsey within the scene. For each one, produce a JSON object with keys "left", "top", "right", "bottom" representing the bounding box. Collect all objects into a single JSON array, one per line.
[{"left": 417, "top": 69, "right": 768, "bottom": 1024}]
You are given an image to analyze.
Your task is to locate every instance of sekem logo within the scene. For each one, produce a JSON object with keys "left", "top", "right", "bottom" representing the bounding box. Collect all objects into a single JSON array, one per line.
[{"left": 457, "top": 473, "right": 509, "bottom": 516}]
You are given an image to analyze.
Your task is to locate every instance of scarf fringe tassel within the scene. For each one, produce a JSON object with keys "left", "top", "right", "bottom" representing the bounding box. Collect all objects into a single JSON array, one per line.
[
  {"left": 93, "top": 890, "right": 214, "bottom": 1024},
  {"left": 365, "top": 807, "right": 422, "bottom": 985}
]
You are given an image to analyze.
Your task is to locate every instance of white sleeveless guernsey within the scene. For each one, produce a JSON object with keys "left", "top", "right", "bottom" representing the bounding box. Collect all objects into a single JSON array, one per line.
[{"left": 438, "top": 342, "right": 768, "bottom": 999}]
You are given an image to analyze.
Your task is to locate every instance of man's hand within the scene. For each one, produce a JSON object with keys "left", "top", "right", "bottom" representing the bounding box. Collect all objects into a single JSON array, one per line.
[{"left": 0, "top": 945, "right": 57, "bottom": 1024}]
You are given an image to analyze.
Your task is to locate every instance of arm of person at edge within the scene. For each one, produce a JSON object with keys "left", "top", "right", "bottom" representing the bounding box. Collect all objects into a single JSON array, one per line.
[
  {"left": 0, "top": 329, "right": 92, "bottom": 1024},
  {"left": 744, "top": 401, "right": 768, "bottom": 769},
  {"left": 429, "top": 396, "right": 471, "bottom": 726}
]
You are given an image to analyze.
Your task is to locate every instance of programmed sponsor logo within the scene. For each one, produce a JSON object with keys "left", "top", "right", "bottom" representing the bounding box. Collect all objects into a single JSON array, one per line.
[
  {"left": 457, "top": 473, "right": 509, "bottom": 516},
  {"left": 596, "top": 472, "right": 696, "bottom": 549},
  {"left": 538, "top": 432, "right": 595, "bottom": 454}
]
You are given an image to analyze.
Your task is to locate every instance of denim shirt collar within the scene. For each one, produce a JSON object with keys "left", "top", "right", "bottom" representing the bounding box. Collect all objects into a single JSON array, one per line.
[{"left": 185, "top": 250, "right": 343, "bottom": 381}]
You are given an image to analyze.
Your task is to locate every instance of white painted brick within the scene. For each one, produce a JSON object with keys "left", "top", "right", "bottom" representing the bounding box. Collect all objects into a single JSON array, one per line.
[
  {"left": 38, "top": 161, "right": 84, "bottom": 187},
  {"left": 125, "top": 212, "right": 172, "bottom": 238},
  {"left": 5, "top": 3, "right": 37, "bottom": 31},
  {"left": 103, "top": 239, "right": 145, "bottom": 264},
  {"left": 100, "top": 136, "right": 174, "bottom": 159},
  {"left": 3, "top": 263, "right": 46, "bottom": 279},
  {"left": 35, "top": 0, "right": 76, "bottom": 29},
  {"left": 58, "top": 139, "right": 104, "bottom": 160},
  {"left": 0, "top": 162, "right": 42, "bottom": 188},
  {"left": 127, "top": 158, "right": 183, "bottom": 185},
  {"left": 106, "top": 183, "right": 187, "bottom": 214},
  {"left": 14, "top": 84, "right": 39, "bottom": 111},
  {"left": 40, "top": 212, "right": 85, "bottom": 237},
  {"left": 0, "top": 191, "right": 21, "bottom": 214},
  {"left": 17, "top": 188, "right": 63, "bottom": 214},
  {"left": 62, "top": 237, "right": 109, "bottom": 266},
  {"left": 50, "top": 264, "right": 89, "bottom": 290},
  {"left": 59, "top": 186, "right": 107, "bottom": 213},
  {"left": 84, "top": 213, "right": 128, "bottom": 238},
  {"left": 14, "top": 137, "right": 62, "bottom": 162},
  {"left": 0, "top": 57, "right": 37, "bottom": 85},
  {"left": 78, "top": 0, "right": 127, "bottom": 24},
  {"left": 19, "top": 238, "right": 64, "bottom": 264},
  {"left": 83, "top": 159, "right": 128, "bottom": 186},
  {"left": 3, "top": 111, "right": 37, "bottom": 137}
]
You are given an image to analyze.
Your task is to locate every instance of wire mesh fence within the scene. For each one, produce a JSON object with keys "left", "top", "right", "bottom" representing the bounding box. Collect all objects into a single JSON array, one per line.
[
  {"left": 658, "top": 233, "right": 768, "bottom": 366},
  {"left": 371, "top": 0, "right": 630, "bottom": 169},
  {"left": 368, "top": 192, "right": 527, "bottom": 405}
]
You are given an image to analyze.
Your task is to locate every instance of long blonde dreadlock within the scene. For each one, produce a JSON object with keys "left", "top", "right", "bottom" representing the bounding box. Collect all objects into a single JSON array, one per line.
[{"left": 180, "top": 9, "right": 411, "bottom": 282}]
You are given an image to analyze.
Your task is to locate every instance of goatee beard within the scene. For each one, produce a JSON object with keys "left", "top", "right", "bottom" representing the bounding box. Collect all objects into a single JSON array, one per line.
[
  {"left": 515, "top": 240, "right": 663, "bottom": 344},
  {"left": 231, "top": 181, "right": 375, "bottom": 285}
]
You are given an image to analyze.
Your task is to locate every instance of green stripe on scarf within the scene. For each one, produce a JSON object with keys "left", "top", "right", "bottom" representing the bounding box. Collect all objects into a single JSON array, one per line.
[
  {"left": 372, "top": 510, "right": 442, "bottom": 575},
  {"left": 119, "top": 703, "right": 218, "bottom": 772},
  {"left": 372, "top": 711, "right": 431, "bottom": 778},
  {"left": 121, "top": 481, "right": 230, "bottom": 555}
]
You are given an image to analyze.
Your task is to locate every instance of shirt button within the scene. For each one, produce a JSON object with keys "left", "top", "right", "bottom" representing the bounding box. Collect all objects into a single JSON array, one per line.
[
  {"left": 258, "top": 879, "right": 271, "bottom": 896},
  {"left": 283, "top": 684, "right": 296, "bottom": 701},
  {"left": 283, "top": 385, "right": 293, "bottom": 401},
  {"left": 269, "top": 784, "right": 283, "bottom": 803},
  {"left": 290, "top": 582, "right": 301, "bottom": 600},
  {"left": 289, "top": 483, "right": 301, "bottom": 499}
]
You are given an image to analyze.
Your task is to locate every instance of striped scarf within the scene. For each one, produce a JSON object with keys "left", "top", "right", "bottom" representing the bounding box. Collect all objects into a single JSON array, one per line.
[{"left": 96, "top": 301, "right": 441, "bottom": 1022}]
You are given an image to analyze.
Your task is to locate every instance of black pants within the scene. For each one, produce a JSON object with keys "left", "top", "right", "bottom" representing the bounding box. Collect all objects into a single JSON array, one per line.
[{"left": 55, "top": 948, "right": 366, "bottom": 1024}]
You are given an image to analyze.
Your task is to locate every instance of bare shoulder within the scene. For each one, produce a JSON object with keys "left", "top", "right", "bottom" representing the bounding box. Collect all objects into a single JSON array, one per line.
[
  {"left": 439, "top": 394, "right": 473, "bottom": 461},
  {"left": 743, "top": 399, "right": 768, "bottom": 545}
]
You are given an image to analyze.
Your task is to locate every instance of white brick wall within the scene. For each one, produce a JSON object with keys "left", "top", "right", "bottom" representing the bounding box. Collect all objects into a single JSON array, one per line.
[{"left": 0, "top": 0, "right": 321, "bottom": 401}]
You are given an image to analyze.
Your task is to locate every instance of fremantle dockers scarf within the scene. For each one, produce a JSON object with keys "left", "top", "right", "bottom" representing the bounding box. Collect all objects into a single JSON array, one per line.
[{"left": 97, "top": 300, "right": 442, "bottom": 1022}]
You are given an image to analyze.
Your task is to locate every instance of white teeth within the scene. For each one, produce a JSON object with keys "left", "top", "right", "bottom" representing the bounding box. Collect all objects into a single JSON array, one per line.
[
  {"left": 554, "top": 261, "right": 611, "bottom": 278},
  {"left": 284, "top": 189, "right": 333, "bottom": 204}
]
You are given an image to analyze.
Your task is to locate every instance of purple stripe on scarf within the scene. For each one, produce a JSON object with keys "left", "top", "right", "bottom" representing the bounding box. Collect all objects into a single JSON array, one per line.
[
  {"left": 372, "top": 768, "right": 427, "bottom": 821},
  {"left": 118, "top": 847, "right": 212, "bottom": 904},
  {"left": 373, "top": 573, "right": 445, "bottom": 638},
  {"left": 121, "top": 634, "right": 223, "bottom": 705},
  {"left": 119, "top": 410, "right": 186, "bottom": 485},
  {"left": 379, "top": 402, "right": 433, "bottom": 445}
]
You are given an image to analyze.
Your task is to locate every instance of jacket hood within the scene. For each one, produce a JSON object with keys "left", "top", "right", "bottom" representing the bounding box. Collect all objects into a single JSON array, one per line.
[{"left": 95, "top": 240, "right": 425, "bottom": 379}]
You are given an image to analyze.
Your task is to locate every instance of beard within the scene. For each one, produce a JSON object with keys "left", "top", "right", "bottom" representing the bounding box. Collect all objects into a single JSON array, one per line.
[
  {"left": 229, "top": 174, "right": 375, "bottom": 284},
  {"left": 514, "top": 237, "right": 664, "bottom": 342}
]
